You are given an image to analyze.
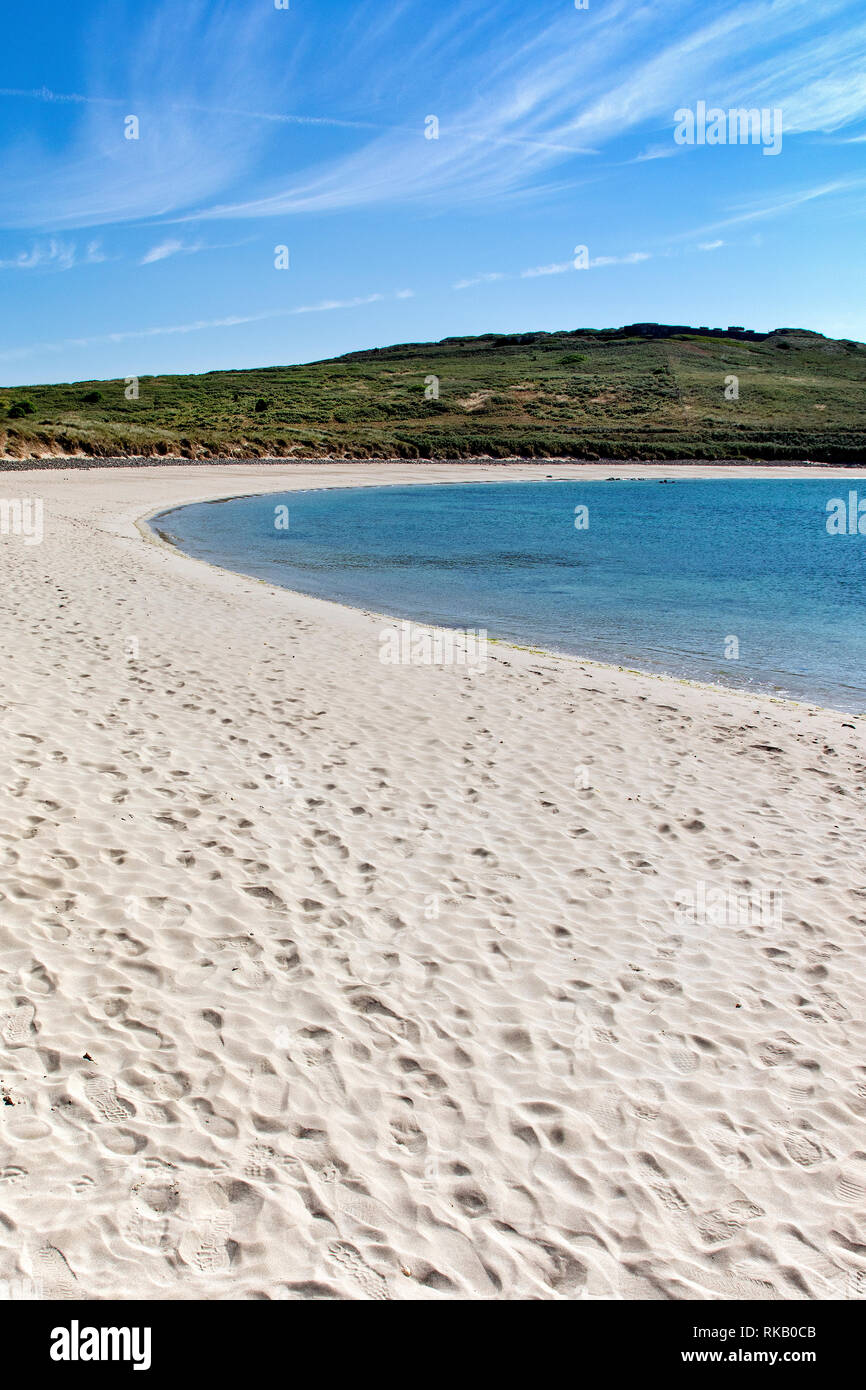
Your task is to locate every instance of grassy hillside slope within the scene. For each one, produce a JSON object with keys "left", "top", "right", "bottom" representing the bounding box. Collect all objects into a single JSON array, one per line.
[{"left": 2, "top": 324, "right": 864, "bottom": 462}]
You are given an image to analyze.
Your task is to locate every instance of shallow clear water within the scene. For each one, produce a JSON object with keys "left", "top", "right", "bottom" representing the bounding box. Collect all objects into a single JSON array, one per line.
[{"left": 153, "top": 478, "right": 866, "bottom": 711}]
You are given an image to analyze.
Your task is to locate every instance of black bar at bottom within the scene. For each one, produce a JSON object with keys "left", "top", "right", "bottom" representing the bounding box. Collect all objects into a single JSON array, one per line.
[{"left": 0, "top": 1296, "right": 857, "bottom": 1377}]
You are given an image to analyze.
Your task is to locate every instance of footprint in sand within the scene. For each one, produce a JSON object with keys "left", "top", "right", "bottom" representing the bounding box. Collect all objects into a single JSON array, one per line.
[
  {"left": 243, "top": 1142, "right": 285, "bottom": 1181},
  {"left": 83, "top": 1077, "right": 136, "bottom": 1124},
  {"left": 121, "top": 1208, "right": 173, "bottom": 1254},
  {"left": 833, "top": 1161, "right": 866, "bottom": 1204},
  {"left": 130, "top": 1171, "right": 181, "bottom": 1219},
  {"left": 176, "top": 1181, "right": 234, "bottom": 1275},
  {"left": 31, "top": 1244, "right": 78, "bottom": 1299},
  {"left": 347, "top": 941, "right": 395, "bottom": 989},
  {"left": 249, "top": 1062, "right": 288, "bottom": 1115},
  {"left": 177, "top": 1225, "right": 233, "bottom": 1274},
  {"left": 326, "top": 1241, "right": 391, "bottom": 1301},
  {"left": 783, "top": 1131, "right": 825, "bottom": 1167},
  {"left": 658, "top": 1035, "right": 701, "bottom": 1076},
  {"left": 115, "top": 1163, "right": 181, "bottom": 1253},
  {"left": 1, "top": 1001, "right": 36, "bottom": 1046}
]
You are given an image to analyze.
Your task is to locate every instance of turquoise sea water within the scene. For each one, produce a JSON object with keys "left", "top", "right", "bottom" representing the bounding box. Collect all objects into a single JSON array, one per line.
[{"left": 153, "top": 479, "right": 866, "bottom": 711}]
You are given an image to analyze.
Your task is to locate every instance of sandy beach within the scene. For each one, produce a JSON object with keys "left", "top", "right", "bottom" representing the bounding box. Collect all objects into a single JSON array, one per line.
[{"left": 1, "top": 460, "right": 865, "bottom": 1303}]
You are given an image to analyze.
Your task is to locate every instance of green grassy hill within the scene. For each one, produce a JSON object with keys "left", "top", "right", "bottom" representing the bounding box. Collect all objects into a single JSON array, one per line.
[{"left": 2, "top": 323, "right": 864, "bottom": 462}]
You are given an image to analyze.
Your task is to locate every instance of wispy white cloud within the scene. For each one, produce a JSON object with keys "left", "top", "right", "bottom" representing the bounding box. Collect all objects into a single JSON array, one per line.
[
  {"left": 3, "top": 0, "right": 866, "bottom": 231},
  {"left": 452, "top": 271, "right": 508, "bottom": 291},
  {"left": 290, "top": 293, "right": 388, "bottom": 316},
  {"left": 633, "top": 145, "right": 680, "bottom": 163},
  {"left": 680, "top": 176, "right": 866, "bottom": 240},
  {"left": 180, "top": 0, "right": 866, "bottom": 224},
  {"left": 139, "top": 239, "right": 203, "bottom": 265},
  {"left": 0, "top": 289, "right": 415, "bottom": 364},
  {"left": 0, "top": 240, "right": 76, "bottom": 271},
  {"left": 0, "top": 238, "right": 105, "bottom": 270},
  {"left": 586, "top": 252, "right": 651, "bottom": 267},
  {"left": 0, "top": 1, "right": 302, "bottom": 230},
  {"left": 0, "top": 86, "right": 117, "bottom": 107},
  {"left": 698, "top": 239, "right": 725, "bottom": 250},
  {"left": 519, "top": 261, "right": 573, "bottom": 279},
  {"left": 139, "top": 234, "right": 256, "bottom": 265},
  {"left": 455, "top": 250, "right": 650, "bottom": 289}
]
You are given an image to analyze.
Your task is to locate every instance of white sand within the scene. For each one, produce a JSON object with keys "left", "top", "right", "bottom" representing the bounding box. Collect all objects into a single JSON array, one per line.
[{"left": 1, "top": 461, "right": 865, "bottom": 1302}]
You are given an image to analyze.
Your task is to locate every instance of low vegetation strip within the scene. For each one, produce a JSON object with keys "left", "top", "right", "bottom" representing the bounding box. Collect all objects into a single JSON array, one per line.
[{"left": 2, "top": 324, "right": 863, "bottom": 463}]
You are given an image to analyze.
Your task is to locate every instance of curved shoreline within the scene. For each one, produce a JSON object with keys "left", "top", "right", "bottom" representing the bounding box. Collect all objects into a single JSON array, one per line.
[{"left": 138, "top": 474, "right": 866, "bottom": 719}]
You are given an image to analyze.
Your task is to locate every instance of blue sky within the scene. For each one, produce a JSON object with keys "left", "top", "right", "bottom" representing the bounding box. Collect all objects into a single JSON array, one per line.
[{"left": 1, "top": 0, "right": 864, "bottom": 386}]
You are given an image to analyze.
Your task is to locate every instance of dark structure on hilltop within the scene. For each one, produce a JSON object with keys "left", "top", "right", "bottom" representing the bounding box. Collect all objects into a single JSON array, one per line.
[
  {"left": 343, "top": 324, "right": 824, "bottom": 360},
  {"left": 618, "top": 323, "right": 771, "bottom": 341}
]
